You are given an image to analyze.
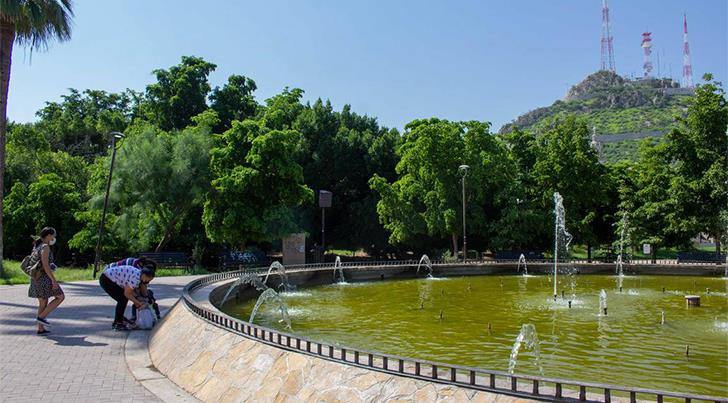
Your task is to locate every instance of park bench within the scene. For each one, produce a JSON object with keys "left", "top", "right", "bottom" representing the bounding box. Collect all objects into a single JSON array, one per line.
[
  {"left": 219, "top": 249, "right": 269, "bottom": 271},
  {"left": 139, "top": 251, "right": 194, "bottom": 271},
  {"left": 592, "top": 252, "right": 618, "bottom": 263},
  {"left": 494, "top": 250, "right": 544, "bottom": 262},
  {"left": 676, "top": 251, "right": 726, "bottom": 264}
]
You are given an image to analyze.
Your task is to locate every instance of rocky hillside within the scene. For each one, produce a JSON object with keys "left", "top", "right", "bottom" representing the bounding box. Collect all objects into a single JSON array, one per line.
[{"left": 499, "top": 71, "right": 693, "bottom": 162}]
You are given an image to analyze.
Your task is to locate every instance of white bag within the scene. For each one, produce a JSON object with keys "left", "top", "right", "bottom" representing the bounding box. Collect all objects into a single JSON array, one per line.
[{"left": 136, "top": 307, "right": 156, "bottom": 330}]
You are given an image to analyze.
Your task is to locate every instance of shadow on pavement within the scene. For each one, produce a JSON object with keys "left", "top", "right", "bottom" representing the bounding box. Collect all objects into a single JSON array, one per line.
[{"left": 47, "top": 335, "right": 109, "bottom": 347}]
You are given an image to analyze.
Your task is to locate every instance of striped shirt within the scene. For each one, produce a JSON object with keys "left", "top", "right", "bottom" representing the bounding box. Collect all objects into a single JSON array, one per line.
[{"left": 103, "top": 265, "right": 141, "bottom": 289}]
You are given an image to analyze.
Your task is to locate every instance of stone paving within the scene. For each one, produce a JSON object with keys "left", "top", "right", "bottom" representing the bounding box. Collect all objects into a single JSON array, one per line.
[{"left": 0, "top": 275, "right": 199, "bottom": 403}]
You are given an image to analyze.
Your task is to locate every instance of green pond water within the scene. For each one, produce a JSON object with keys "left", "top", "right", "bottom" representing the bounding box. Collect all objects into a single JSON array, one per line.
[{"left": 222, "top": 274, "right": 728, "bottom": 397}]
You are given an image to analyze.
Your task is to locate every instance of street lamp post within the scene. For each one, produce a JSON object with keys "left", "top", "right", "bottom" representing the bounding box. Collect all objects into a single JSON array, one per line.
[
  {"left": 93, "top": 132, "right": 125, "bottom": 279},
  {"left": 458, "top": 165, "right": 470, "bottom": 262}
]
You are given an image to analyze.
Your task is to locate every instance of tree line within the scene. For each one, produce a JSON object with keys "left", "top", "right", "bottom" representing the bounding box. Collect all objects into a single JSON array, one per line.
[{"left": 3, "top": 56, "right": 727, "bottom": 267}]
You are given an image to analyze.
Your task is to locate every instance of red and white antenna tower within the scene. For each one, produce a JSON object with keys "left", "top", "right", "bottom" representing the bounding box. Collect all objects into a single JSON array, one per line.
[
  {"left": 600, "top": 0, "right": 616, "bottom": 72},
  {"left": 641, "top": 32, "right": 653, "bottom": 78},
  {"left": 682, "top": 14, "right": 693, "bottom": 88}
]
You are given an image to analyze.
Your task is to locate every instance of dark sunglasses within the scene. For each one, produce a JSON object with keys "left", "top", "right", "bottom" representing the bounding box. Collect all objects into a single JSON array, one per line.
[{"left": 141, "top": 280, "right": 150, "bottom": 285}]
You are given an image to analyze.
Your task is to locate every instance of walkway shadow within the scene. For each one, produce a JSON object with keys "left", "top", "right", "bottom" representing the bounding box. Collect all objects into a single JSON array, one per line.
[
  {"left": 47, "top": 335, "right": 108, "bottom": 347},
  {"left": 0, "top": 301, "right": 36, "bottom": 310}
]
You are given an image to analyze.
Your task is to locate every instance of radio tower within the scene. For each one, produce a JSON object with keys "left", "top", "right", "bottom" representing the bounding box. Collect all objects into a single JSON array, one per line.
[
  {"left": 682, "top": 14, "right": 693, "bottom": 88},
  {"left": 601, "top": 0, "right": 616, "bottom": 72},
  {"left": 641, "top": 32, "right": 653, "bottom": 78}
]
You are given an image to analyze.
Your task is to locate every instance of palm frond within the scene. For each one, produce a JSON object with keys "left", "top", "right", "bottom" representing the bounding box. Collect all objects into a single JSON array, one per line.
[{"left": 1, "top": 0, "right": 74, "bottom": 50}]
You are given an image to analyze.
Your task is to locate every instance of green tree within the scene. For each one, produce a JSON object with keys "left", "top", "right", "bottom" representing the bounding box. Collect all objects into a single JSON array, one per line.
[
  {"left": 203, "top": 119, "right": 312, "bottom": 246},
  {"left": 34, "top": 88, "right": 138, "bottom": 157},
  {"left": 532, "top": 116, "right": 611, "bottom": 258},
  {"left": 142, "top": 56, "right": 217, "bottom": 131},
  {"left": 2, "top": 182, "right": 32, "bottom": 257},
  {"left": 624, "top": 140, "right": 694, "bottom": 262},
  {"left": 665, "top": 74, "right": 728, "bottom": 254},
  {"left": 1, "top": 0, "right": 74, "bottom": 274},
  {"left": 4, "top": 173, "right": 82, "bottom": 262},
  {"left": 499, "top": 128, "right": 551, "bottom": 250},
  {"left": 370, "top": 118, "right": 515, "bottom": 256},
  {"left": 293, "top": 98, "right": 401, "bottom": 254},
  {"left": 68, "top": 156, "right": 128, "bottom": 259},
  {"left": 108, "top": 121, "right": 213, "bottom": 252},
  {"left": 5, "top": 122, "right": 89, "bottom": 192},
  {"left": 210, "top": 74, "right": 258, "bottom": 133}
]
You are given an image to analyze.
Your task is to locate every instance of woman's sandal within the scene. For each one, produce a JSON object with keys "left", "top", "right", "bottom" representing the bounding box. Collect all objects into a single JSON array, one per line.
[{"left": 37, "top": 329, "right": 51, "bottom": 335}]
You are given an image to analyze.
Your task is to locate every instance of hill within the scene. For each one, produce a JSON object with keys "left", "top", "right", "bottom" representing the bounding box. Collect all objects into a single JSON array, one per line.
[{"left": 499, "top": 71, "right": 693, "bottom": 163}]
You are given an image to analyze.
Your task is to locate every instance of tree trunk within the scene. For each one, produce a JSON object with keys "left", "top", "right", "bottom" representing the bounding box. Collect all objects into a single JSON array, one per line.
[
  {"left": 715, "top": 232, "right": 722, "bottom": 258},
  {"left": 651, "top": 245, "right": 657, "bottom": 264},
  {"left": 154, "top": 204, "right": 188, "bottom": 252},
  {"left": 587, "top": 242, "right": 592, "bottom": 263},
  {"left": 451, "top": 233, "right": 458, "bottom": 259},
  {"left": 0, "top": 22, "right": 16, "bottom": 278}
]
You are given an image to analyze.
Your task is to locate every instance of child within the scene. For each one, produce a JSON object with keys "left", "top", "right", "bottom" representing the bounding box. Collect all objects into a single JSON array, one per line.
[{"left": 130, "top": 287, "right": 161, "bottom": 322}]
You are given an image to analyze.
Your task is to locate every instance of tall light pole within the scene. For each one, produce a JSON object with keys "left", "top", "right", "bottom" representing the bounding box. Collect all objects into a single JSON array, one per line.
[
  {"left": 458, "top": 165, "right": 470, "bottom": 262},
  {"left": 93, "top": 132, "right": 125, "bottom": 278}
]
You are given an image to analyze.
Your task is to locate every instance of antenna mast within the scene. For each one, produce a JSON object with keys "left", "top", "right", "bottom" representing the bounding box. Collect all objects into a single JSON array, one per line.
[
  {"left": 601, "top": 0, "right": 616, "bottom": 72},
  {"left": 682, "top": 14, "right": 694, "bottom": 88}
]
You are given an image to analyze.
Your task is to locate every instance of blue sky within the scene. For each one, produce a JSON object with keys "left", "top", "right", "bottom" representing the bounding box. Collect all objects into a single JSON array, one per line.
[{"left": 8, "top": 0, "right": 727, "bottom": 131}]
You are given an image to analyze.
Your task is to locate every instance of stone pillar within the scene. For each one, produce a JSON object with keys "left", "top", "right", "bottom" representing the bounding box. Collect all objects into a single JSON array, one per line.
[{"left": 282, "top": 233, "right": 306, "bottom": 265}]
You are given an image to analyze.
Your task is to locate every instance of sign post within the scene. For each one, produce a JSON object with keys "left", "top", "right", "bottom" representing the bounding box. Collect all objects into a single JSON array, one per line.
[{"left": 319, "top": 190, "right": 332, "bottom": 262}]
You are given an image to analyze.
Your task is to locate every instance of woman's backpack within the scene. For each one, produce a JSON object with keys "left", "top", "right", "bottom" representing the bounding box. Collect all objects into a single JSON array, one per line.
[{"left": 20, "top": 245, "right": 45, "bottom": 280}]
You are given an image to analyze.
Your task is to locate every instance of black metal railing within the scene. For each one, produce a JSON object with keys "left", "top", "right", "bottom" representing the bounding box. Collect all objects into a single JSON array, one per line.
[{"left": 180, "top": 265, "right": 727, "bottom": 403}]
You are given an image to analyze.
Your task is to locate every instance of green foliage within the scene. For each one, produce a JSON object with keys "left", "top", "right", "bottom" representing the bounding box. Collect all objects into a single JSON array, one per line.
[
  {"left": 2, "top": 0, "right": 73, "bottom": 50},
  {"left": 204, "top": 119, "right": 313, "bottom": 246},
  {"left": 293, "top": 99, "right": 401, "bottom": 253},
  {"left": 210, "top": 74, "right": 258, "bottom": 133},
  {"left": 106, "top": 122, "right": 213, "bottom": 252},
  {"left": 665, "top": 74, "right": 728, "bottom": 248},
  {"left": 142, "top": 56, "right": 217, "bottom": 131},
  {"left": 532, "top": 116, "right": 614, "bottom": 249},
  {"left": 3, "top": 173, "right": 82, "bottom": 260},
  {"left": 4, "top": 55, "right": 724, "bottom": 267},
  {"left": 5, "top": 122, "right": 90, "bottom": 190},
  {"left": 370, "top": 119, "right": 517, "bottom": 254},
  {"left": 34, "top": 88, "right": 138, "bottom": 157},
  {"left": 621, "top": 140, "right": 694, "bottom": 256}
]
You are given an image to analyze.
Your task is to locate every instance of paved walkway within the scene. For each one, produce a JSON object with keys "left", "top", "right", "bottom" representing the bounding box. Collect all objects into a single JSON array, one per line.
[{"left": 0, "top": 275, "right": 199, "bottom": 403}]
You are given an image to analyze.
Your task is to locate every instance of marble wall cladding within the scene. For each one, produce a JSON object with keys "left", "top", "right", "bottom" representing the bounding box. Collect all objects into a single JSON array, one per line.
[{"left": 148, "top": 303, "right": 531, "bottom": 402}]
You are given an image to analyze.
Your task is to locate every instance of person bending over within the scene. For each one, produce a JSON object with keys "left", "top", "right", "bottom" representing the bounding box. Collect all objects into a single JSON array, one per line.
[{"left": 98, "top": 265, "right": 155, "bottom": 331}]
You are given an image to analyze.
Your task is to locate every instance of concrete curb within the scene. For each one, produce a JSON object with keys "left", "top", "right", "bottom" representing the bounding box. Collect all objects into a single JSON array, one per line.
[{"left": 124, "top": 309, "right": 199, "bottom": 403}]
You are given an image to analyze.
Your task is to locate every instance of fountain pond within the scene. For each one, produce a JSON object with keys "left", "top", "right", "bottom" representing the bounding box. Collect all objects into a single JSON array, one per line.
[{"left": 222, "top": 273, "right": 728, "bottom": 396}]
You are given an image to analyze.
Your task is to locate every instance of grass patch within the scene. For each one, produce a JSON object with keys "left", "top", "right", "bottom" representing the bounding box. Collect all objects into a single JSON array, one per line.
[
  {"left": 326, "top": 249, "right": 370, "bottom": 257},
  {"left": 1, "top": 260, "right": 210, "bottom": 286}
]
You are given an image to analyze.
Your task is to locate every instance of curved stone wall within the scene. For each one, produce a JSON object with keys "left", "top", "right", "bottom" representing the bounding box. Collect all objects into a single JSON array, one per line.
[{"left": 149, "top": 301, "right": 520, "bottom": 402}]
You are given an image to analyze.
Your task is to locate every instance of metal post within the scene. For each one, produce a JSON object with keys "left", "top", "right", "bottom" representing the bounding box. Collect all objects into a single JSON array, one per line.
[
  {"left": 458, "top": 165, "right": 469, "bottom": 262},
  {"left": 93, "top": 132, "right": 125, "bottom": 278},
  {"left": 462, "top": 175, "right": 466, "bottom": 261},
  {"left": 553, "top": 203, "right": 559, "bottom": 301},
  {"left": 321, "top": 207, "right": 325, "bottom": 263}
]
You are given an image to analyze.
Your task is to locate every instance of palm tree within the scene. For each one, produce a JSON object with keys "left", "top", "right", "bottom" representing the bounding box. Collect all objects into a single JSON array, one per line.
[{"left": 0, "top": 0, "right": 73, "bottom": 275}]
